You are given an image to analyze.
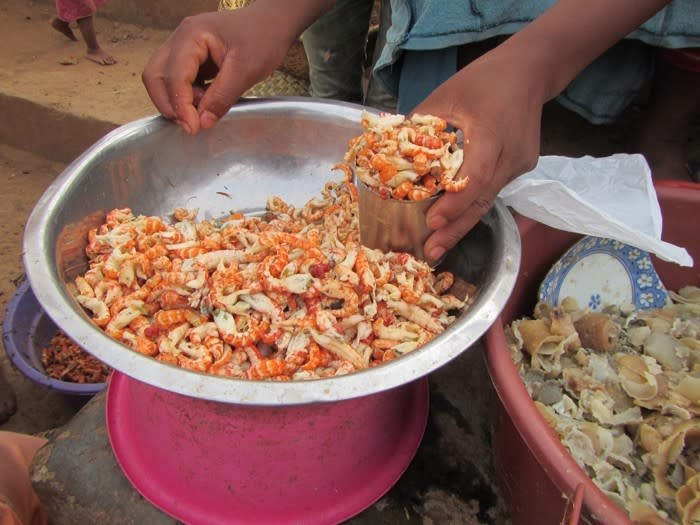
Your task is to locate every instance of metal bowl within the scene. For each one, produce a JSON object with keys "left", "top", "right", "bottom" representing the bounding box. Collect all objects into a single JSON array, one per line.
[{"left": 23, "top": 97, "right": 520, "bottom": 405}]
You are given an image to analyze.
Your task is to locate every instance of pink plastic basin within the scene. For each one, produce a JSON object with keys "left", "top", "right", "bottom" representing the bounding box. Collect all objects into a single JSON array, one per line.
[
  {"left": 105, "top": 371, "right": 429, "bottom": 525},
  {"left": 484, "top": 181, "right": 700, "bottom": 525}
]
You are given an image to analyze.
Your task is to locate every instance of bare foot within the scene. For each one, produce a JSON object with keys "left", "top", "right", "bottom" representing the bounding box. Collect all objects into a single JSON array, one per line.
[
  {"left": 0, "top": 368, "right": 17, "bottom": 424},
  {"left": 86, "top": 47, "right": 117, "bottom": 66},
  {"left": 50, "top": 16, "right": 78, "bottom": 41}
]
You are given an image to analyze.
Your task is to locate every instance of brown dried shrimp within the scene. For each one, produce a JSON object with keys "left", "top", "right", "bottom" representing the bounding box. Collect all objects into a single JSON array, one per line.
[
  {"left": 71, "top": 170, "right": 474, "bottom": 381},
  {"left": 339, "top": 110, "right": 467, "bottom": 201},
  {"left": 507, "top": 288, "right": 700, "bottom": 525},
  {"left": 41, "top": 331, "right": 111, "bottom": 383}
]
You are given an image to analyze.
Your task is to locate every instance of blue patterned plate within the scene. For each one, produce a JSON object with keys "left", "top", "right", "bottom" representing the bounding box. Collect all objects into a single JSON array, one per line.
[{"left": 538, "top": 236, "right": 670, "bottom": 311}]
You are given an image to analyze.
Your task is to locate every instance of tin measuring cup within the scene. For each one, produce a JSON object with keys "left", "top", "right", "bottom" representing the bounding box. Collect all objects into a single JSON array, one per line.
[{"left": 357, "top": 179, "right": 440, "bottom": 264}]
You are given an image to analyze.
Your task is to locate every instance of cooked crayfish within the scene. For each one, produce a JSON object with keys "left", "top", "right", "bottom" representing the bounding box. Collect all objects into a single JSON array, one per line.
[{"left": 342, "top": 111, "right": 468, "bottom": 201}]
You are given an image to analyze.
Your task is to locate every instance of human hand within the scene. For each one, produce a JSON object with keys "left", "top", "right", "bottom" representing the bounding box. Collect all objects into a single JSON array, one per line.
[
  {"left": 142, "top": 7, "right": 297, "bottom": 135},
  {"left": 413, "top": 49, "right": 547, "bottom": 262}
]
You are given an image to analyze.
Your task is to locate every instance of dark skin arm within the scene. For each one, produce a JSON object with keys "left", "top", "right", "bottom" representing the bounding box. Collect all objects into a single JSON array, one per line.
[
  {"left": 417, "top": 0, "right": 672, "bottom": 262},
  {"left": 142, "top": 0, "right": 672, "bottom": 263},
  {"left": 142, "top": 0, "right": 334, "bottom": 134}
]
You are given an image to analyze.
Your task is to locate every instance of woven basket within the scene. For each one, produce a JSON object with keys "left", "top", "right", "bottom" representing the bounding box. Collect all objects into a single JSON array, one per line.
[
  {"left": 243, "top": 70, "right": 310, "bottom": 98},
  {"left": 219, "top": 0, "right": 250, "bottom": 8},
  {"left": 218, "top": 0, "right": 310, "bottom": 97}
]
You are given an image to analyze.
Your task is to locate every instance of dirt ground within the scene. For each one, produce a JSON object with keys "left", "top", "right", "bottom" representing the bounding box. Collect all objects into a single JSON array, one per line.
[
  {"left": 0, "top": 145, "right": 72, "bottom": 433},
  {"left": 0, "top": 0, "right": 169, "bottom": 127},
  {"left": 0, "top": 0, "right": 178, "bottom": 434},
  {"left": 1, "top": 0, "right": 698, "bottom": 436}
]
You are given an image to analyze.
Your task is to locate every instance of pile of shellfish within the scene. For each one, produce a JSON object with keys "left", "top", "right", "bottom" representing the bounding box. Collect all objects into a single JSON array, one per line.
[
  {"left": 506, "top": 287, "right": 700, "bottom": 524},
  {"left": 339, "top": 111, "right": 467, "bottom": 201},
  {"left": 70, "top": 169, "right": 474, "bottom": 381}
]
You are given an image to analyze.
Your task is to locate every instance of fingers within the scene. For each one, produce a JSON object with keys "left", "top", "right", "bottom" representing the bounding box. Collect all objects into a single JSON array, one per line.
[
  {"left": 142, "top": 21, "right": 233, "bottom": 135},
  {"left": 142, "top": 33, "right": 202, "bottom": 133},
  {"left": 197, "top": 52, "right": 259, "bottom": 130},
  {"left": 141, "top": 9, "right": 293, "bottom": 135},
  {"left": 163, "top": 33, "right": 217, "bottom": 134},
  {"left": 423, "top": 125, "right": 502, "bottom": 260},
  {"left": 424, "top": 194, "right": 495, "bottom": 262},
  {"left": 142, "top": 36, "right": 178, "bottom": 121}
]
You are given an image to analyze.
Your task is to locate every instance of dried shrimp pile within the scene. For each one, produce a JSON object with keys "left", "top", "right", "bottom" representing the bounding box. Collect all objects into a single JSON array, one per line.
[
  {"left": 41, "top": 331, "right": 111, "bottom": 383},
  {"left": 340, "top": 110, "right": 466, "bottom": 201},
  {"left": 71, "top": 172, "right": 472, "bottom": 381},
  {"left": 506, "top": 287, "right": 700, "bottom": 525}
]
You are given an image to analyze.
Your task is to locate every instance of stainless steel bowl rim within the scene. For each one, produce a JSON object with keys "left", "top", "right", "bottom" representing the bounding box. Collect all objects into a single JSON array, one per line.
[{"left": 23, "top": 98, "right": 521, "bottom": 405}]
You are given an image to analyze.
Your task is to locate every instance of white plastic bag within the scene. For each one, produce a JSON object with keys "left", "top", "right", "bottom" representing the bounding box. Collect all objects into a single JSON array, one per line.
[{"left": 498, "top": 154, "right": 693, "bottom": 267}]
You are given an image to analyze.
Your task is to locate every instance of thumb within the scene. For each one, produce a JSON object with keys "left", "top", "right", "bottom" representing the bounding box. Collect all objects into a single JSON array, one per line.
[
  {"left": 197, "top": 54, "right": 262, "bottom": 129},
  {"left": 426, "top": 123, "right": 501, "bottom": 227},
  {"left": 423, "top": 125, "right": 502, "bottom": 260}
]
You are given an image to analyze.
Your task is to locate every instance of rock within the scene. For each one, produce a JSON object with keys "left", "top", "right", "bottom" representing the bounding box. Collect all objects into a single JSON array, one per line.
[
  {"left": 29, "top": 391, "right": 176, "bottom": 525},
  {"left": 58, "top": 56, "right": 79, "bottom": 66}
]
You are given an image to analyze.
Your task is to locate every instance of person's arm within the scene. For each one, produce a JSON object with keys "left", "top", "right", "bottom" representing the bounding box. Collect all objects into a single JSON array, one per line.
[
  {"left": 142, "top": 0, "right": 335, "bottom": 135},
  {"left": 506, "top": 0, "right": 672, "bottom": 103},
  {"left": 415, "top": 0, "right": 672, "bottom": 263}
]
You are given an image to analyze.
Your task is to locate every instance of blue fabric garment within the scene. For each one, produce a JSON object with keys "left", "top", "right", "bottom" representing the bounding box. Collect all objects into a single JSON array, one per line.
[{"left": 373, "top": 0, "right": 700, "bottom": 122}]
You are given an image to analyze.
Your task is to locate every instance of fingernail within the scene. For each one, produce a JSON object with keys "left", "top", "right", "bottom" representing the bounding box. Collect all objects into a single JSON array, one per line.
[
  {"left": 200, "top": 111, "right": 218, "bottom": 129},
  {"left": 428, "top": 246, "right": 446, "bottom": 261},
  {"left": 175, "top": 119, "right": 192, "bottom": 135},
  {"left": 427, "top": 215, "right": 447, "bottom": 230}
]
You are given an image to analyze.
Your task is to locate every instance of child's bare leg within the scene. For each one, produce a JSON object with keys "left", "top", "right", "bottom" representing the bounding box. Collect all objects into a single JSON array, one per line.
[
  {"left": 50, "top": 16, "right": 78, "bottom": 41},
  {"left": 76, "top": 15, "right": 116, "bottom": 66}
]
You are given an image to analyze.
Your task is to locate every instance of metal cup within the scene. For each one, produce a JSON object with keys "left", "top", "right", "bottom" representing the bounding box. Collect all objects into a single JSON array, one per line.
[{"left": 357, "top": 179, "right": 439, "bottom": 263}]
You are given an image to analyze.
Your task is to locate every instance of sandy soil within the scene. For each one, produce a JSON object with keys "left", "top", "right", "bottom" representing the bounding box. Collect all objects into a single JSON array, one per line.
[
  {"left": 0, "top": 0, "right": 172, "bottom": 433},
  {"left": 0, "top": 145, "right": 77, "bottom": 433},
  {"left": 0, "top": 0, "right": 169, "bottom": 126}
]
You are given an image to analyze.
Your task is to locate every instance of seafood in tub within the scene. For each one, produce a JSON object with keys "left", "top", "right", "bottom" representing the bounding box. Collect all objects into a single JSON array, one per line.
[
  {"left": 506, "top": 288, "right": 700, "bottom": 524},
  {"left": 70, "top": 169, "right": 476, "bottom": 381}
]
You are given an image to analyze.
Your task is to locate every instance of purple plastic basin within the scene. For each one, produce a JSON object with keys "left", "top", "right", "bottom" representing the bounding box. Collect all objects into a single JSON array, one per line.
[{"left": 2, "top": 279, "right": 106, "bottom": 396}]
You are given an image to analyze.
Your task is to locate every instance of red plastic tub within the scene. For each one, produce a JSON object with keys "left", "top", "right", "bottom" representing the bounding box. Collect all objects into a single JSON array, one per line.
[{"left": 484, "top": 181, "right": 700, "bottom": 525}]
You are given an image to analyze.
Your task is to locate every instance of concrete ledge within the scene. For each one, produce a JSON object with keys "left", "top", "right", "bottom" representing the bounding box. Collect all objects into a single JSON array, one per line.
[
  {"left": 1, "top": 0, "right": 169, "bottom": 162},
  {"left": 0, "top": 93, "right": 117, "bottom": 164}
]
